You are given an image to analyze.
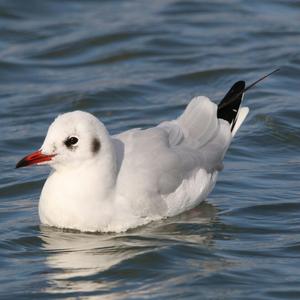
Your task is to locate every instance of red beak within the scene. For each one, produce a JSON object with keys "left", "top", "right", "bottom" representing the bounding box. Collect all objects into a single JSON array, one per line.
[{"left": 16, "top": 150, "right": 55, "bottom": 168}]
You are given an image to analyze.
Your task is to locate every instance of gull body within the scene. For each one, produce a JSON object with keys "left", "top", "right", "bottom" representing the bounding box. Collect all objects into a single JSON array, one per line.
[{"left": 17, "top": 82, "right": 249, "bottom": 232}]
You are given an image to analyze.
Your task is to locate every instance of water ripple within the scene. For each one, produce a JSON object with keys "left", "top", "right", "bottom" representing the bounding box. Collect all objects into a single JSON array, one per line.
[{"left": 1, "top": 0, "right": 300, "bottom": 299}]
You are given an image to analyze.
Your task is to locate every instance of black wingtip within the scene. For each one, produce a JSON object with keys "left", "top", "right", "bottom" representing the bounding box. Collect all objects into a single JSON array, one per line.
[
  {"left": 243, "top": 68, "right": 280, "bottom": 93},
  {"left": 217, "top": 69, "right": 280, "bottom": 130},
  {"left": 217, "top": 80, "right": 245, "bottom": 125}
]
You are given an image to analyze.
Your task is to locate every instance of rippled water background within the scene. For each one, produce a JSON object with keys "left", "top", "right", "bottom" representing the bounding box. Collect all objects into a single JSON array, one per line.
[{"left": 1, "top": 0, "right": 300, "bottom": 299}]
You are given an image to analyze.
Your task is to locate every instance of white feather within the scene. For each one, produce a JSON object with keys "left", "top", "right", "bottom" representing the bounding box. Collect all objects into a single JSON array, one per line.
[{"left": 231, "top": 107, "right": 249, "bottom": 137}]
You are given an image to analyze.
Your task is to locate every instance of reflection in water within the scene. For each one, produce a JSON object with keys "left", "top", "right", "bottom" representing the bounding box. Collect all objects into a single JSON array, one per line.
[{"left": 39, "top": 202, "right": 221, "bottom": 295}]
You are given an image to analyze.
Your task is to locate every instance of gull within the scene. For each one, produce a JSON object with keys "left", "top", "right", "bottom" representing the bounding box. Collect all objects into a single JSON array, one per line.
[{"left": 16, "top": 70, "right": 278, "bottom": 232}]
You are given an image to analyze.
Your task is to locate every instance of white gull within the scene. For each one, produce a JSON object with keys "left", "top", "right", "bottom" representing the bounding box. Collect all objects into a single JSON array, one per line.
[{"left": 16, "top": 72, "right": 277, "bottom": 232}]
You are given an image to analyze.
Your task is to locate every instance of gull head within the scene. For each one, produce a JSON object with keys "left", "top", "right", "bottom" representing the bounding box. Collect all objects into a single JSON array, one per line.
[{"left": 16, "top": 111, "right": 109, "bottom": 170}]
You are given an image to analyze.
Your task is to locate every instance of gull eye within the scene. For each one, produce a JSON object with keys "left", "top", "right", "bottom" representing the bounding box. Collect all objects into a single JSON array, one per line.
[{"left": 64, "top": 136, "right": 78, "bottom": 148}]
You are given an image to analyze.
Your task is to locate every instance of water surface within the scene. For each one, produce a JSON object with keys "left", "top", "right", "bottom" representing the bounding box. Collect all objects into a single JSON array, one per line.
[{"left": 1, "top": 0, "right": 300, "bottom": 299}]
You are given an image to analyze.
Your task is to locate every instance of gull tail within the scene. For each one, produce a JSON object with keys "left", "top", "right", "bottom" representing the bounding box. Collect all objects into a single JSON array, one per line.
[
  {"left": 217, "top": 81, "right": 249, "bottom": 137},
  {"left": 217, "top": 69, "right": 280, "bottom": 137}
]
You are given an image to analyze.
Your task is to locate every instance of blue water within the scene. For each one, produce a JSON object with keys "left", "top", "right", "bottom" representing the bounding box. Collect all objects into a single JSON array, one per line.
[{"left": 1, "top": 0, "right": 300, "bottom": 299}]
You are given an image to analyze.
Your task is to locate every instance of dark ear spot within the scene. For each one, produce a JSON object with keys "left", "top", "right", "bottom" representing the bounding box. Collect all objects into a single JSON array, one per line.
[{"left": 92, "top": 138, "right": 101, "bottom": 154}]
